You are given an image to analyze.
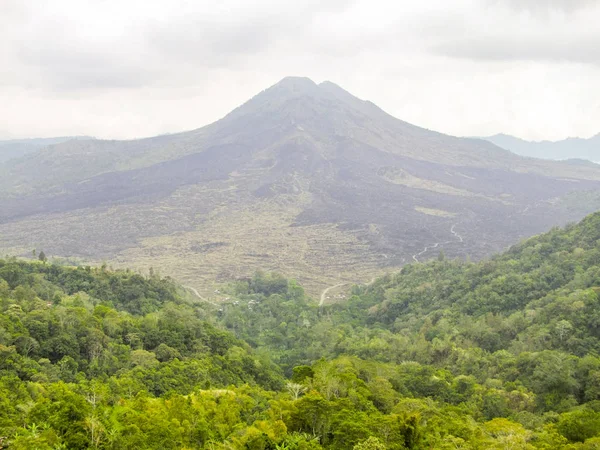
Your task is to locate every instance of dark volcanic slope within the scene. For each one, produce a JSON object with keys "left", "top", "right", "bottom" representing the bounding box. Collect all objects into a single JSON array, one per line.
[
  {"left": 0, "top": 143, "right": 253, "bottom": 222},
  {"left": 1, "top": 77, "right": 600, "bottom": 294}
]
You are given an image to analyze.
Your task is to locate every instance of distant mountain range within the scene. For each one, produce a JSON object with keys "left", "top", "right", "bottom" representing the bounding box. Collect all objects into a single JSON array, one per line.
[
  {"left": 0, "top": 136, "right": 93, "bottom": 163},
  {"left": 2, "top": 77, "right": 600, "bottom": 295},
  {"left": 481, "top": 133, "right": 600, "bottom": 163}
]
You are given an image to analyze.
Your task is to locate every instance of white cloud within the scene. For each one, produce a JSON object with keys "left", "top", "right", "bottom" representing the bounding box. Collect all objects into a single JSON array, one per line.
[{"left": 0, "top": 0, "right": 599, "bottom": 141}]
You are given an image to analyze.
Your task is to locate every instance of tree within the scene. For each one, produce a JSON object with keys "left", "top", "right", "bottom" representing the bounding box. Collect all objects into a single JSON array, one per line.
[
  {"left": 292, "top": 365, "right": 314, "bottom": 383},
  {"left": 399, "top": 413, "right": 422, "bottom": 449},
  {"left": 555, "top": 320, "right": 573, "bottom": 343},
  {"left": 38, "top": 251, "right": 47, "bottom": 263},
  {"left": 353, "top": 436, "right": 386, "bottom": 450},
  {"left": 557, "top": 409, "right": 600, "bottom": 442},
  {"left": 286, "top": 382, "right": 307, "bottom": 400},
  {"left": 483, "top": 418, "right": 531, "bottom": 449},
  {"left": 154, "top": 344, "right": 181, "bottom": 362}
]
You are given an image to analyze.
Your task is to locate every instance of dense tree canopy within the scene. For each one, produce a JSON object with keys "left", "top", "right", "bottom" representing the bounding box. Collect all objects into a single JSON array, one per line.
[{"left": 4, "top": 212, "right": 600, "bottom": 448}]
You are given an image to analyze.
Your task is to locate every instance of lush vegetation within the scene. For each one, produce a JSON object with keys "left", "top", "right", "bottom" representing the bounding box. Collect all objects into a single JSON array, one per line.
[{"left": 4, "top": 212, "right": 600, "bottom": 448}]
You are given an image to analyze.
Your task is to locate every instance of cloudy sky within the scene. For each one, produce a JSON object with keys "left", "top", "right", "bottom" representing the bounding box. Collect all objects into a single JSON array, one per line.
[{"left": 1, "top": 0, "right": 599, "bottom": 141}]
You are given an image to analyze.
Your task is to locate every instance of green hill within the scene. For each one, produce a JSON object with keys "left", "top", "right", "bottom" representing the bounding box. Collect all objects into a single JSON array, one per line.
[{"left": 4, "top": 213, "right": 600, "bottom": 447}]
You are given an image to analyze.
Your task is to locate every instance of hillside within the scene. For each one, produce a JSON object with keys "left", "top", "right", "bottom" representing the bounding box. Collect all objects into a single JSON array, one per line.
[
  {"left": 482, "top": 133, "right": 600, "bottom": 163},
  {"left": 0, "top": 136, "right": 93, "bottom": 164},
  {"left": 2, "top": 78, "right": 600, "bottom": 294},
  {"left": 4, "top": 212, "right": 600, "bottom": 447},
  {"left": 214, "top": 211, "right": 600, "bottom": 447}
]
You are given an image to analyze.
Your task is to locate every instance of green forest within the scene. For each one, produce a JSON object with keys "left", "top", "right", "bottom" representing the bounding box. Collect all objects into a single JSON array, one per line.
[{"left": 4, "top": 213, "right": 600, "bottom": 449}]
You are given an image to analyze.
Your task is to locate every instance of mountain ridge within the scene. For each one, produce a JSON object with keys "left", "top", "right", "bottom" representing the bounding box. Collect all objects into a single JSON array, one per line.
[
  {"left": 1, "top": 77, "right": 600, "bottom": 294},
  {"left": 0, "top": 135, "right": 94, "bottom": 164},
  {"left": 481, "top": 132, "right": 600, "bottom": 162}
]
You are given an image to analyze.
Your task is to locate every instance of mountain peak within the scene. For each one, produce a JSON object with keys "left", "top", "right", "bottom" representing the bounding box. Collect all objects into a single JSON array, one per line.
[
  {"left": 220, "top": 77, "right": 326, "bottom": 123},
  {"left": 276, "top": 76, "right": 317, "bottom": 86},
  {"left": 270, "top": 76, "right": 319, "bottom": 95}
]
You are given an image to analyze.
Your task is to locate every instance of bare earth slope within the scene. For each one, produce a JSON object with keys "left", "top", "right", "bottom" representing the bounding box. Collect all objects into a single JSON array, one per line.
[{"left": 2, "top": 77, "right": 600, "bottom": 295}]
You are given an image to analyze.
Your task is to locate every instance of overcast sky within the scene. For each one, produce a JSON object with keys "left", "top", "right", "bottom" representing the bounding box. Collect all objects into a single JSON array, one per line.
[{"left": 1, "top": 0, "right": 599, "bottom": 141}]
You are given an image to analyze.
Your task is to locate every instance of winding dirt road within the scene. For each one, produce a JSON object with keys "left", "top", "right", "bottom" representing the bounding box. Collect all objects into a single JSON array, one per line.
[
  {"left": 412, "top": 222, "right": 464, "bottom": 263},
  {"left": 184, "top": 285, "right": 219, "bottom": 306},
  {"left": 412, "top": 242, "right": 440, "bottom": 263},
  {"left": 319, "top": 283, "right": 348, "bottom": 307},
  {"left": 450, "top": 223, "right": 463, "bottom": 243},
  {"left": 319, "top": 223, "right": 465, "bottom": 305}
]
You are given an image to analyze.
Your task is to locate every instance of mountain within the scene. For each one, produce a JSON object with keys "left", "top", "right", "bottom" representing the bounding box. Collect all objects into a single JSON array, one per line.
[
  {"left": 482, "top": 132, "right": 600, "bottom": 162},
  {"left": 0, "top": 136, "right": 93, "bottom": 164},
  {"left": 2, "top": 77, "right": 600, "bottom": 294}
]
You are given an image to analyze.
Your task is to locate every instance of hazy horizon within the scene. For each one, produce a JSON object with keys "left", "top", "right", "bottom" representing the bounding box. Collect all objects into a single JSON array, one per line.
[
  {"left": 2, "top": 0, "right": 600, "bottom": 142},
  {"left": 0, "top": 75, "right": 598, "bottom": 143}
]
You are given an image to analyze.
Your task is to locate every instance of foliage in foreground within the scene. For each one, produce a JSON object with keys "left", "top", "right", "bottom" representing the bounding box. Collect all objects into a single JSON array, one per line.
[{"left": 4, "top": 212, "right": 600, "bottom": 447}]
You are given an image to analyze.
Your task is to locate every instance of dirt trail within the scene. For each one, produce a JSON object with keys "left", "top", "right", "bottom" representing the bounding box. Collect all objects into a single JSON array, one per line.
[
  {"left": 319, "top": 283, "right": 348, "bottom": 307},
  {"left": 412, "top": 242, "right": 439, "bottom": 263},
  {"left": 365, "top": 276, "right": 378, "bottom": 286},
  {"left": 320, "top": 224, "right": 465, "bottom": 305},
  {"left": 184, "top": 285, "right": 219, "bottom": 306},
  {"left": 450, "top": 223, "right": 463, "bottom": 243},
  {"left": 412, "top": 222, "right": 464, "bottom": 263}
]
